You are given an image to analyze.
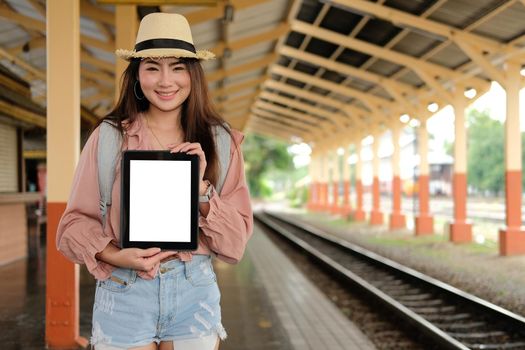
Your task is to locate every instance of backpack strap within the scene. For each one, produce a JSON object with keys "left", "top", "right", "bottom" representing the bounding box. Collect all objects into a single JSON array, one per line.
[
  {"left": 98, "top": 120, "right": 122, "bottom": 229},
  {"left": 213, "top": 123, "right": 231, "bottom": 194},
  {"left": 97, "top": 121, "right": 230, "bottom": 228}
]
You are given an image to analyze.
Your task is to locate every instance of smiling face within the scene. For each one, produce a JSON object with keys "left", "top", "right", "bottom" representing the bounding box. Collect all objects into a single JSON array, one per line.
[{"left": 137, "top": 57, "right": 191, "bottom": 115}]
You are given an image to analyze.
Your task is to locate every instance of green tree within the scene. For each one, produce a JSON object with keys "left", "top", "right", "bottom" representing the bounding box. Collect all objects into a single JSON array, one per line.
[
  {"left": 466, "top": 109, "right": 504, "bottom": 195},
  {"left": 242, "top": 134, "right": 294, "bottom": 198}
]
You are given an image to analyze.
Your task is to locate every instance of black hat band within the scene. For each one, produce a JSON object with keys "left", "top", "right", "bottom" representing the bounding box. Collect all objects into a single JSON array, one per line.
[{"left": 134, "top": 38, "right": 196, "bottom": 54}]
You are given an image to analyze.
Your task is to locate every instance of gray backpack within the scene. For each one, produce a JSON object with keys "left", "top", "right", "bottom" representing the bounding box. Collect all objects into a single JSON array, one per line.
[{"left": 97, "top": 120, "right": 231, "bottom": 228}]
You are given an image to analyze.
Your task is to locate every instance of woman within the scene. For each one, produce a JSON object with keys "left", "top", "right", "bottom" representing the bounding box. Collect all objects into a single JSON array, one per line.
[{"left": 56, "top": 12, "right": 253, "bottom": 350}]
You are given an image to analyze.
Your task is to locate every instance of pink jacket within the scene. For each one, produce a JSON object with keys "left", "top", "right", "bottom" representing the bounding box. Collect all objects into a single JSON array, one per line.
[{"left": 56, "top": 116, "right": 253, "bottom": 280}]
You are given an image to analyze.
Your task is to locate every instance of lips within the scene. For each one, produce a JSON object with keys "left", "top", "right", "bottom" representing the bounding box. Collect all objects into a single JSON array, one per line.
[{"left": 156, "top": 91, "right": 177, "bottom": 100}]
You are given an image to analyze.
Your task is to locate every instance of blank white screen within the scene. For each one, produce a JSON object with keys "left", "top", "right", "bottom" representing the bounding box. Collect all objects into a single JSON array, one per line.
[{"left": 129, "top": 160, "right": 191, "bottom": 242}]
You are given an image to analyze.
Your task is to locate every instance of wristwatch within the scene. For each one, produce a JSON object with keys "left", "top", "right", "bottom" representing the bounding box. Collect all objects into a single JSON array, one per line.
[{"left": 199, "top": 180, "right": 213, "bottom": 203}]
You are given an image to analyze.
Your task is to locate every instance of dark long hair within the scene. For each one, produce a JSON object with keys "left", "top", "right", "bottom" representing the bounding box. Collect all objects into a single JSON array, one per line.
[{"left": 95, "top": 58, "right": 230, "bottom": 187}]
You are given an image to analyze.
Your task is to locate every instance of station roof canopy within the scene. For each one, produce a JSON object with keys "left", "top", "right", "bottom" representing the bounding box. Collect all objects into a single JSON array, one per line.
[{"left": 1, "top": 0, "right": 525, "bottom": 148}]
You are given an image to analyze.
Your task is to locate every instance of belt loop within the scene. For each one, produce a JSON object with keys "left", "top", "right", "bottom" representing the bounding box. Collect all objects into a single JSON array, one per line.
[{"left": 184, "top": 260, "right": 190, "bottom": 280}]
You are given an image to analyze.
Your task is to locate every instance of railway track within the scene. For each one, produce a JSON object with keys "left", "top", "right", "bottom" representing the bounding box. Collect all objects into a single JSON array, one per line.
[{"left": 255, "top": 211, "right": 525, "bottom": 350}]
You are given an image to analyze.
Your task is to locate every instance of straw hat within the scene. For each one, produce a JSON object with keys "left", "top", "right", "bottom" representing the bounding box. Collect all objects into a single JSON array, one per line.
[{"left": 116, "top": 12, "right": 215, "bottom": 61}]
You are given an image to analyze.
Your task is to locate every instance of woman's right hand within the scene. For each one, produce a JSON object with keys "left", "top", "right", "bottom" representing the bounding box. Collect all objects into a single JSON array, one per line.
[{"left": 96, "top": 243, "right": 176, "bottom": 272}]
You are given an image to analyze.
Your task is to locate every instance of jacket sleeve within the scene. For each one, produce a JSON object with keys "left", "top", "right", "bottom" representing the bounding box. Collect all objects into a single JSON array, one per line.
[
  {"left": 199, "top": 130, "right": 253, "bottom": 264},
  {"left": 56, "top": 127, "right": 115, "bottom": 280}
]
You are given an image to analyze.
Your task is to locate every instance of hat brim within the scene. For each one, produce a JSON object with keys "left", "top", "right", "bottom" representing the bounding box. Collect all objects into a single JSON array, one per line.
[{"left": 116, "top": 48, "right": 215, "bottom": 61}]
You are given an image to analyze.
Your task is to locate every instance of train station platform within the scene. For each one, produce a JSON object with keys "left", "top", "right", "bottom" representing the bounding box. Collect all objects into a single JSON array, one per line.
[{"left": 0, "top": 222, "right": 376, "bottom": 350}]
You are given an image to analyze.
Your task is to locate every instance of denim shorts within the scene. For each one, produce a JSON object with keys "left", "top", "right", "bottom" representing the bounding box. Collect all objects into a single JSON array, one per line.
[{"left": 90, "top": 255, "right": 227, "bottom": 348}]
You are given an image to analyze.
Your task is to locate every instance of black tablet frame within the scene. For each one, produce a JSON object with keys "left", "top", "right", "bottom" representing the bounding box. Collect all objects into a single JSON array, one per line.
[{"left": 120, "top": 150, "right": 199, "bottom": 250}]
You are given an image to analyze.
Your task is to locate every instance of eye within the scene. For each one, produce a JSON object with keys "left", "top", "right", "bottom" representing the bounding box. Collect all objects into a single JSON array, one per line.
[
  {"left": 146, "top": 67, "right": 158, "bottom": 71},
  {"left": 173, "top": 65, "right": 186, "bottom": 71}
]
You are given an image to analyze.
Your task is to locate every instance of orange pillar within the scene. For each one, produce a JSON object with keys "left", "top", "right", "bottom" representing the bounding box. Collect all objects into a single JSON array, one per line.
[
  {"left": 46, "top": 1, "right": 87, "bottom": 348},
  {"left": 322, "top": 182, "right": 329, "bottom": 211},
  {"left": 450, "top": 90, "right": 472, "bottom": 242},
  {"left": 312, "top": 155, "right": 319, "bottom": 211},
  {"left": 312, "top": 182, "right": 319, "bottom": 210},
  {"left": 370, "top": 135, "right": 383, "bottom": 225},
  {"left": 307, "top": 154, "right": 317, "bottom": 210},
  {"left": 353, "top": 140, "right": 366, "bottom": 221},
  {"left": 341, "top": 145, "right": 352, "bottom": 216},
  {"left": 415, "top": 119, "right": 434, "bottom": 235},
  {"left": 389, "top": 127, "right": 405, "bottom": 230},
  {"left": 499, "top": 60, "right": 525, "bottom": 255},
  {"left": 115, "top": 5, "right": 138, "bottom": 101},
  {"left": 307, "top": 181, "right": 315, "bottom": 210},
  {"left": 331, "top": 150, "right": 341, "bottom": 214},
  {"left": 321, "top": 153, "right": 329, "bottom": 211}
]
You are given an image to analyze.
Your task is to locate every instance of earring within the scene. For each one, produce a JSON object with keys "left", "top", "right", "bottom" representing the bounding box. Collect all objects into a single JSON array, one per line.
[{"left": 134, "top": 80, "right": 145, "bottom": 100}]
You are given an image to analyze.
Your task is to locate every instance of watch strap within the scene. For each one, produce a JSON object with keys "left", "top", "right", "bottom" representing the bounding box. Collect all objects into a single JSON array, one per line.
[{"left": 199, "top": 180, "right": 213, "bottom": 202}]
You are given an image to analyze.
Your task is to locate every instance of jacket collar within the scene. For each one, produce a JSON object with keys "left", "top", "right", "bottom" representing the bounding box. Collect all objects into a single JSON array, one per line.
[{"left": 123, "top": 114, "right": 144, "bottom": 137}]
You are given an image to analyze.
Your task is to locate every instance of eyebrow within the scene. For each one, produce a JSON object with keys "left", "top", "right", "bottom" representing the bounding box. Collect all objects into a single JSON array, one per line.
[{"left": 143, "top": 59, "right": 183, "bottom": 66}]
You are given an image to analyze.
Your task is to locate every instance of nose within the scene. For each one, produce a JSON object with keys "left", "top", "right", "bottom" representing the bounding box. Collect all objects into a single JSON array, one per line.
[{"left": 158, "top": 68, "right": 174, "bottom": 87}]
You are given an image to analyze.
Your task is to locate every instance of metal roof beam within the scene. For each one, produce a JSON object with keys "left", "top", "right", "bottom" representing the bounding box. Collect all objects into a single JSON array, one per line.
[
  {"left": 454, "top": 41, "right": 507, "bottom": 87},
  {"left": 280, "top": 45, "right": 418, "bottom": 97},
  {"left": 330, "top": 0, "right": 511, "bottom": 54},
  {"left": 264, "top": 78, "right": 387, "bottom": 130},
  {"left": 0, "top": 47, "right": 45, "bottom": 80},
  {"left": 82, "top": 91, "right": 111, "bottom": 106},
  {"left": 79, "top": 2, "right": 115, "bottom": 43},
  {"left": 81, "top": 50, "right": 114, "bottom": 73},
  {"left": 222, "top": 107, "right": 248, "bottom": 119},
  {"left": 80, "top": 0, "right": 114, "bottom": 26},
  {"left": 0, "top": 99, "right": 46, "bottom": 128},
  {"left": 264, "top": 79, "right": 343, "bottom": 111},
  {"left": 246, "top": 120, "right": 298, "bottom": 141},
  {"left": 259, "top": 90, "right": 349, "bottom": 128},
  {"left": 210, "top": 22, "right": 290, "bottom": 58},
  {"left": 279, "top": 45, "right": 445, "bottom": 112},
  {"left": 264, "top": 79, "right": 365, "bottom": 120},
  {"left": 7, "top": 36, "right": 46, "bottom": 56},
  {"left": 0, "top": 4, "right": 45, "bottom": 31},
  {"left": 253, "top": 101, "right": 329, "bottom": 138},
  {"left": 0, "top": 46, "right": 105, "bottom": 125},
  {"left": 290, "top": 19, "right": 488, "bottom": 90},
  {"left": 270, "top": 64, "right": 397, "bottom": 113},
  {"left": 254, "top": 100, "right": 327, "bottom": 126},
  {"left": 334, "top": 0, "right": 525, "bottom": 89},
  {"left": 184, "top": 0, "right": 270, "bottom": 25},
  {"left": 252, "top": 110, "right": 317, "bottom": 133},
  {"left": 27, "top": 0, "right": 46, "bottom": 17},
  {"left": 245, "top": 125, "right": 290, "bottom": 141},
  {"left": 252, "top": 107, "right": 319, "bottom": 129},
  {"left": 216, "top": 90, "right": 260, "bottom": 109},
  {"left": 211, "top": 75, "right": 266, "bottom": 99},
  {"left": 249, "top": 118, "right": 310, "bottom": 139},
  {"left": 219, "top": 99, "right": 254, "bottom": 113},
  {"left": 206, "top": 53, "right": 277, "bottom": 82},
  {"left": 0, "top": 5, "right": 114, "bottom": 52}
]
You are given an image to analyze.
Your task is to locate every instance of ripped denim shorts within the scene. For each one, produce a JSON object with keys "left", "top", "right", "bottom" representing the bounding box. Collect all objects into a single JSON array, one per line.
[{"left": 90, "top": 254, "right": 227, "bottom": 348}]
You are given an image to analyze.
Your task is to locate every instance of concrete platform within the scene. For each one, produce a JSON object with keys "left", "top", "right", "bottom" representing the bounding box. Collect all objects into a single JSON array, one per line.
[{"left": 246, "top": 225, "right": 376, "bottom": 350}]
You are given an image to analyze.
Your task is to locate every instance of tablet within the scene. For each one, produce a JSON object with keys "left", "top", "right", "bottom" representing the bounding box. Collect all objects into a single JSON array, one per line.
[{"left": 120, "top": 150, "right": 199, "bottom": 250}]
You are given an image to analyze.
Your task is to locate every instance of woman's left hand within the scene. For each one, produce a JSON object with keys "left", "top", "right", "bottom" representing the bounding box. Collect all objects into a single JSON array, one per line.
[{"left": 168, "top": 142, "right": 207, "bottom": 182}]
